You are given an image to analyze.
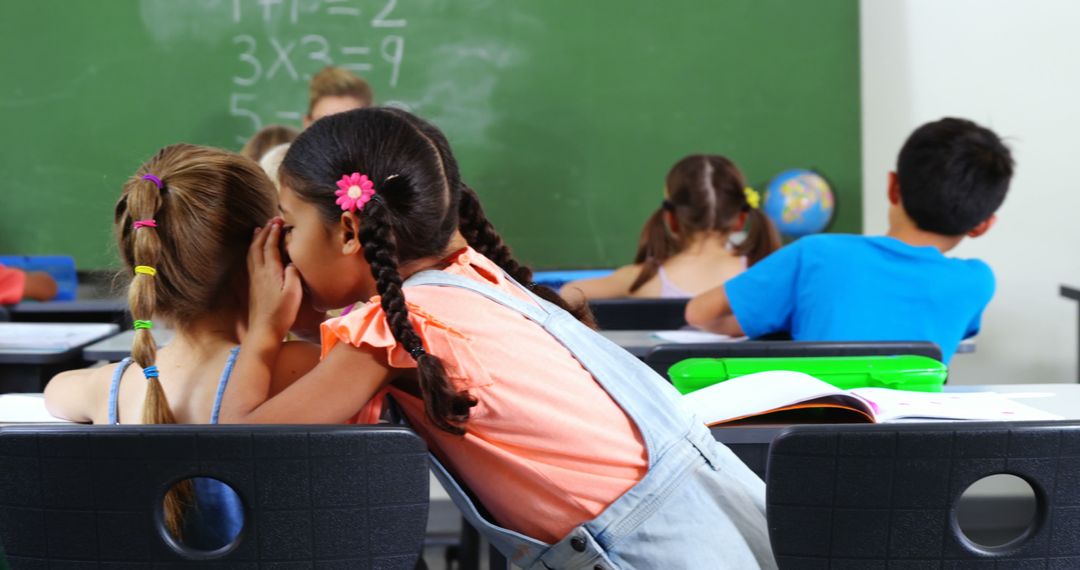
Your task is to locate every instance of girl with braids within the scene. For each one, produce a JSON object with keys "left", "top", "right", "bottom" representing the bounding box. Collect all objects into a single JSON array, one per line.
[
  {"left": 45, "top": 144, "right": 320, "bottom": 547},
  {"left": 222, "top": 108, "right": 775, "bottom": 569},
  {"left": 562, "top": 154, "right": 781, "bottom": 304}
]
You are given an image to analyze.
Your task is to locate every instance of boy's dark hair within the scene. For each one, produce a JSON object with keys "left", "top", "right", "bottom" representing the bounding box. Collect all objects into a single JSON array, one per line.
[
  {"left": 280, "top": 107, "right": 592, "bottom": 435},
  {"left": 897, "top": 117, "right": 1014, "bottom": 236}
]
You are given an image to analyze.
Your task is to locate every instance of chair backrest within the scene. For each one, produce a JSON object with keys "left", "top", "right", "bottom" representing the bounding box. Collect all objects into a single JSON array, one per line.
[
  {"left": 646, "top": 340, "right": 943, "bottom": 377},
  {"left": 588, "top": 298, "right": 689, "bottom": 330},
  {"left": 766, "top": 421, "right": 1080, "bottom": 567},
  {"left": 0, "top": 424, "right": 429, "bottom": 568}
]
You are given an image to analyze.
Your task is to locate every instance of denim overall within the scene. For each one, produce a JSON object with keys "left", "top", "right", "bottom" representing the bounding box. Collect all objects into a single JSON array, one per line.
[
  {"left": 403, "top": 270, "right": 776, "bottom": 569},
  {"left": 109, "top": 348, "right": 245, "bottom": 549}
]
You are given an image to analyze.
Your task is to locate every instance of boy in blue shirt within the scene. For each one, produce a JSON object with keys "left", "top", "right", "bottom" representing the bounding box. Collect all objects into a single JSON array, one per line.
[{"left": 686, "top": 118, "right": 1014, "bottom": 362}]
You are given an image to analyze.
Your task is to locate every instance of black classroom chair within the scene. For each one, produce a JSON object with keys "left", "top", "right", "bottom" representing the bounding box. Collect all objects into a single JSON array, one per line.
[
  {"left": 588, "top": 298, "right": 689, "bottom": 330},
  {"left": 0, "top": 424, "right": 429, "bottom": 568},
  {"left": 767, "top": 421, "right": 1080, "bottom": 568}
]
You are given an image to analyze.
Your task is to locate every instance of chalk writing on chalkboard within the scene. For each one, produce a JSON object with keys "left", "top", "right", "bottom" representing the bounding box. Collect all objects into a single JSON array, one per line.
[{"left": 226, "top": 0, "right": 407, "bottom": 143}]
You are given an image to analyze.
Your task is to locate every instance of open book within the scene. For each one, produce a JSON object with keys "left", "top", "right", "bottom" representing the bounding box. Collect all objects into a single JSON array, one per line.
[{"left": 684, "top": 370, "right": 1061, "bottom": 426}]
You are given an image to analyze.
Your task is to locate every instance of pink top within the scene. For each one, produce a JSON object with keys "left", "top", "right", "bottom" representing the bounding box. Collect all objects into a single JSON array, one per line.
[
  {"left": 321, "top": 248, "right": 647, "bottom": 544},
  {"left": 0, "top": 265, "right": 26, "bottom": 304}
]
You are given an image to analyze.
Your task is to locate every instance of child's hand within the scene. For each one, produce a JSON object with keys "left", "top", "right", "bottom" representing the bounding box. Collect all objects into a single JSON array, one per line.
[{"left": 247, "top": 220, "right": 302, "bottom": 341}]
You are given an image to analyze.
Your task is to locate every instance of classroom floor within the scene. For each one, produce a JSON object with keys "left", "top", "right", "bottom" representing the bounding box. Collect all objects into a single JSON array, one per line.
[{"left": 423, "top": 476, "right": 495, "bottom": 570}]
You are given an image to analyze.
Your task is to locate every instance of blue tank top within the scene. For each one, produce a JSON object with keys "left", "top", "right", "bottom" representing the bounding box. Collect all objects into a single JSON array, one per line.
[{"left": 108, "top": 347, "right": 244, "bottom": 549}]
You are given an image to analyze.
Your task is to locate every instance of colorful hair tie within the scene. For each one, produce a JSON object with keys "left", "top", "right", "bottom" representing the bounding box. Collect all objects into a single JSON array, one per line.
[
  {"left": 335, "top": 172, "right": 377, "bottom": 213},
  {"left": 132, "top": 219, "right": 157, "bottom": 230},
  {"left": 661, "top": 199, "right": 675, "bottom": 212},
  {"left": 133, "top": 320, "right": 154, "bottom": 330},
  {"left": 134, "top": 265, "right": 157, "bottom": 277},
  {"left": 142, "top": 365, "right": 160, "bottom": 380},
  {"left": 743, "top": 187, "right": 761, "bottom": 210},
  {"left": 141, "top": 174, "right": 163, "bottom": 189},
  {"left": 408, "top": 345, "right": 426, "bottom": 360}
]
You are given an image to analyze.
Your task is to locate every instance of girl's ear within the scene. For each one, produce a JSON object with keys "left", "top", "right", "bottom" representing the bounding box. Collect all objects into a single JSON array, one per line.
[{"left": 339, "top": 212, "right": 363, "bottom": 255}]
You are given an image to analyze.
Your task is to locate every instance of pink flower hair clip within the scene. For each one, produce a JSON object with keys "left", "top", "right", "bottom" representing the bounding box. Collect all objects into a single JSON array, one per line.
[{"left": 335, "top": 172, "right": 377, "bottom": 213}]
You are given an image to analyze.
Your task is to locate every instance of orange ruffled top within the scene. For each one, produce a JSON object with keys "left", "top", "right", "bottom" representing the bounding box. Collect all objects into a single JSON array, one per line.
[{"left": 320, "top": 248, "right": 647, "bottom": 544}]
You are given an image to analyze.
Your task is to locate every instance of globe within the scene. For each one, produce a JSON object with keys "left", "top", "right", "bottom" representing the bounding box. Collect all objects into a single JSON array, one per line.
[{"left": 762, "top": 169, "right": 835, "bottom": 237}]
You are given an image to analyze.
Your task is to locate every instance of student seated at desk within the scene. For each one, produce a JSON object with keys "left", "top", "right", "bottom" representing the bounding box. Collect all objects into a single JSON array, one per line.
[
  {"left": 561, "top": 154, "right": 780, "bottom": 304},
  {"left": 221, "top": 109, "right": 775, "bottom": 568},
  {"left": 44, "top": 144, "right": 319, "bottom": 548},
  {"left": 686, "top": 118, "right": 1014, "bottom": 363},
  {"left": 0, "top": 263, "right": 58, "bottom": 303}
]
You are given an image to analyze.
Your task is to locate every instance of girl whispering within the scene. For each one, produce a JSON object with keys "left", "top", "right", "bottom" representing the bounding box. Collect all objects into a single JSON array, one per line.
[{"left": 221, "top": 108, "right": 775, "bottom": 569}]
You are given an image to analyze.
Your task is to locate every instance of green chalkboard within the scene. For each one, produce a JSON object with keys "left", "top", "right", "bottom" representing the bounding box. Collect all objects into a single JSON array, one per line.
[{"left": 0, "top": 0, "right": 860, "bottom": 270}]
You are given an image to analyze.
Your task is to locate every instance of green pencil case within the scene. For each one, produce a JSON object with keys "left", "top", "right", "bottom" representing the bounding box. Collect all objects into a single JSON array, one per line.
[{"left": 668, "top": 355, "right": 948, "bottom": 395}]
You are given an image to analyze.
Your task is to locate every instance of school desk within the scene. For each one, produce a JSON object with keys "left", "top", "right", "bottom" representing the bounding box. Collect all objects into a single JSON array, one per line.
[
  {"left": 711, "top": 383, "right": 1077, "bottom": 478},
  {"left": 5, "top": 298, "right": 129, "bottom": 328},
  {"left": 0, "top": 323, "right": 119, "bottom": 393},
  {"left": 602, "top": 330, "right": 975, "bottom": 359},
  {"left": 82, "top": 328, "right": 175, "bottom": 362}
]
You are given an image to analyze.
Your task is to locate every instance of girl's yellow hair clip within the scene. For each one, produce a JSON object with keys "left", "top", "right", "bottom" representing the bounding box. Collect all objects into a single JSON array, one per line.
[
  {"left": 134, "top": 265, "right": 157, "bottom": 277},
  {"left": 743, "top": 187, "right": 761, "bottom": 210}
]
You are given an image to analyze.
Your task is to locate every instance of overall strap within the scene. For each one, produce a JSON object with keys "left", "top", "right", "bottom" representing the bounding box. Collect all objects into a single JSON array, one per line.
[
  {"left": 209, "top": 347, "right": 242, "bottom": 425},
  {"left": 403, "top": 270, "right": 558, "bottom": 326},
  {"left": 107, "top": 357, "right": 136, "bottom": 425}
]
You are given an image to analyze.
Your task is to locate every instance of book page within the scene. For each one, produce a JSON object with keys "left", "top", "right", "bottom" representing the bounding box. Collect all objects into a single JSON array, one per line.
[
  {"left": 0, "top": 393, "right": 68, "bottom": 423},
  {"left": 851, "top": 388, "right": 1062, "bottom": 422},
  {"left": 683, "top": 370, "right": 873, "bottom": 426}
]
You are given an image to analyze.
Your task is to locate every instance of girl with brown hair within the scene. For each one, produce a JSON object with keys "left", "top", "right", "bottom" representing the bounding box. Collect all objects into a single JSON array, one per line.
[
  {"left": 45, "top": 144, "right": 319, "bottom": 547},
  {"left": 561, "top": 154, "right": 781, "bottom": 303}
]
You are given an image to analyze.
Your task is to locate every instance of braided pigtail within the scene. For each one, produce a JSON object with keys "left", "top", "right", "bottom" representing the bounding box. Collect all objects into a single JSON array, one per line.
[
  {"left": 360, "top": 196, "right": 477, "bottom": 435},
  {"left": 457, "top": 185, "right": 596, "bottom": 328},
  {"left": 118, "top": 172, "right": 191, "bottom": 539}
]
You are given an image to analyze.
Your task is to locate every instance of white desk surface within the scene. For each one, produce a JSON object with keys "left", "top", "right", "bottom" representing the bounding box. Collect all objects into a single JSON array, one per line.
[
  {"left": 83, "top": 329, "right": 176, "bottom": 361},
  {"left": 0, "top": 323, "right": 120, "bottom": 364}
]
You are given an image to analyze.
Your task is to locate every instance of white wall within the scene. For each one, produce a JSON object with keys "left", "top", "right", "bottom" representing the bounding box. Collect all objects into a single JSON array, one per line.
[{"left": 861, "top": 0, "right": 1080, "bottom": 384}]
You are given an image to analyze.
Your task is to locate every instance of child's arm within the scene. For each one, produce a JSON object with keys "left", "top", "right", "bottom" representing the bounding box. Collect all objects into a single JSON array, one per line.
[
  {"left": 268, "top": 340, "right": 323, "bottom": 396},
  {"left": 44, "top": 368, "right": 102, "bottom": 422},
  {"left": 23, "top": 271, "right": 58, "bottom": 301},
  {"left": 221, "top": 222, "right": 392, "bottom": 424},
  {"left": 561, "top": 264, "right": 642, "bottom": 304},
  {"left": 685, "top": 284, "right": 745, "bottom": 336}
]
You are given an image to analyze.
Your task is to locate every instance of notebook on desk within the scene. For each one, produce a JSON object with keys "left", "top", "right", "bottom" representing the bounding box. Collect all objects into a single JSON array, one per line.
[
  {"left": 685, "top": 371, "right": 1062, "bottom": 426},
  {"left": 0, "top": 323, "right": 118, "bottom": 352}
]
